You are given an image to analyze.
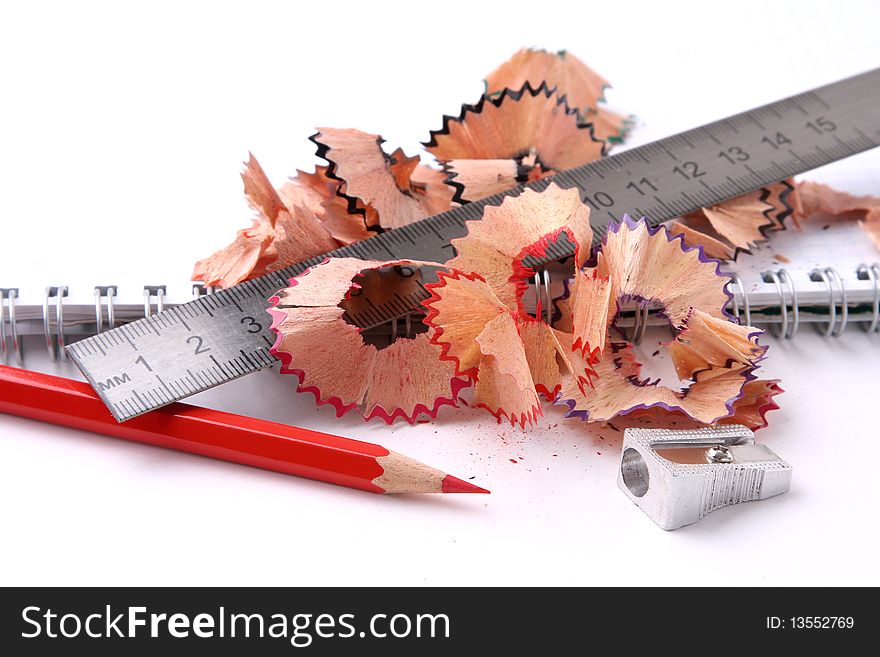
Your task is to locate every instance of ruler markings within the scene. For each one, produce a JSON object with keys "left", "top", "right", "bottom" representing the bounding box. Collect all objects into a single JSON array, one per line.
[
  {"left": 852, "top": 126, "right": 877, "bottom": 146},
  {"left": 769, "top": 161, "right": 788, "bottom": 180},
  {"left": 787, "top": 148, "right": 811, "bottom": 168},
  {"left": 119, "top": 399, "right": 134, "bottom": 417},
  {"left": 232, "top": 357, "right": 252, "bottom": 375},
  {"left": 131, "top": 389, "right": 148, "bottom": 410},
  {"left": 239, "top": 350, "right": 259, "bottom": 370},
  {"left": 225, "top": 358, "right": 243, "bottom": 377},
  {"left": 789, "top": 98, "right": 809, "bottom": 116},
  {"left": 185, "top": 369, "right": 201, "bottom": 388},
  {"left": 179, "top": 303, "right": 196, "bottom": 320},
  {"left": 119, "top": 326, "right": 137, "bottom": 351},
  {"left": 154, "top": 374, "right": 174, "bottom": 397},
  {"left": 98, "top": 333, "right": 113, "bottom": 352},
  {"left": 256, "top": 349, "right": 275, "bottom": 367},
  {"left": 171, "top": 307, "right": 191, "bottom": 332},
  {"left": 235, "top": 356, "right": 252, "bottom": 374},
  {"left": 152, "top": 387, "right": 169, "bottom": 404},
  {"left": 208, "top": 355, "right": 229, "bottom": 377},
  {"left": 176, "top": 377, "right": 192, "bottom": 396}
]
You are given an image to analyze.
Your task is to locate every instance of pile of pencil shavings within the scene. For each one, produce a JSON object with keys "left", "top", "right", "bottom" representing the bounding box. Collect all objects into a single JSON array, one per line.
[{"left": 192, "top": 48, "right": 880, "bottom": 432}]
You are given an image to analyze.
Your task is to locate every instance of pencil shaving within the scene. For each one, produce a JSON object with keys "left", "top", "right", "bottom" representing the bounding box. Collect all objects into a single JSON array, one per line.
[
  {"left": 797, "top": 180, "right": 879, "bottom": 216},
  {"left": 722, "top": 379, "right": 784, "bottom": 430},
  {"left": 473, "top": 313, "right": 543, "bottom": 427},
  {"left": 192, "top": 154, "right": 337, "bottom": 288},
  {"left": 558, "top": 218, "right": 766, "bottom": 424},
  {"left": 558, "top": 343, "right": 754, "bottom": 424},
  {"left": 192, "top": 47, "right": 622, "bottom": 288},
  {"left": 597, "top": 217, "right": 730, "bottom": 328},
  {"left": 278, "top": 166, "right": 376, "bottom": 245},
  {"left": 423, "top": 185, "right": 595, "bottom": 427},
  {"left": 483, "top": 47, "right": 631, "bottom": 142},
  {"left": 440, "top": 159, "right": 535, "bottom": 204},
  {"left": 582, "top": 107, "right": 632, "bottom": 144},
  {"left": 313, "top": 128, "right": 454, "bottom": 230},
  {"left": 666, "top": 309, "right": 766, "bottom": 381},
  {"left": 485, "top": 48, "right": 609, "bottom": 111},
  {"left": 277, "top": 166, "right": 333, "bottom": 219},
  {"left": 518, "top": 319, "right": 579, "bottom": 401},
  {"left": 268, "top": 258, "right": 468, "bottom": 424},
  {"left": 796, "top": 180, "right": 880, "bottom": 249},
  {"left": 596, "top": 378, "right": 783, "bottom": 437},
  {"left": 446, "top": 184, "right": 593, "bottom": 311},
  {"left": 423, "top": 271, "right": 567, "bottom": 428},
  {"left": 422, "top": 271, "right": 539, "bottom": 426},
  {"left": 569, "top": 269, "right": 612, "bottom": 363},
  {"left": 667, "top": 181, "right": 797, "bottom": 260},
  {"left": 424, "top": 84, "right": 605, "bottom": 203}
]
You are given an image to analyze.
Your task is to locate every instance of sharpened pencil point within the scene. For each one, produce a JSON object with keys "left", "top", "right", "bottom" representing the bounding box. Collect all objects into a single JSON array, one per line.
[{"left": 441, "top": 475, "right": 490, "bottom": 494}]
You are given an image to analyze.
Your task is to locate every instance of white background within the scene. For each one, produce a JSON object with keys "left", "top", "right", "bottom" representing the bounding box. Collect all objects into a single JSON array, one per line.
[{"left": 1, "top": 0, "right": 879, "bottom": 585}]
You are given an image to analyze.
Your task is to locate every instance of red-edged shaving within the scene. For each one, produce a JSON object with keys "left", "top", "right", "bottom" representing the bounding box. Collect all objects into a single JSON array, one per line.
[
  {"left": 446, "top": 184, "right": 592, "bottom": 312},
  {"left": 569, "top": 269, "right": 612, "bottom": 363},
  {"left": 423, "top": 184, "right": 595, "bottom": 427},
  {"left": 268, "top": 258, "right": 468, "bottom": 423}
]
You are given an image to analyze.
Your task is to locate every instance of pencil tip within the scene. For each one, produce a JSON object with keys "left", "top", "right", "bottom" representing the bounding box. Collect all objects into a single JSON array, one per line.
[{"left": 441, "top": 475, "right": 490, "bottom": 494}]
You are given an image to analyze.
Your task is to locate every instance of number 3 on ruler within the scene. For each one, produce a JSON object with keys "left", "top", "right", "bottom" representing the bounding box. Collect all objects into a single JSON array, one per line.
[{"left": 240, "top": 316, "right": 262, "bottom": 334}]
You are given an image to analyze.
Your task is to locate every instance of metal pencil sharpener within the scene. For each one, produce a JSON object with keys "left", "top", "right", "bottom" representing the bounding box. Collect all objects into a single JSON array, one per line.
[{"left": 617, "top": 425, "right": 792, "bottom": 530}]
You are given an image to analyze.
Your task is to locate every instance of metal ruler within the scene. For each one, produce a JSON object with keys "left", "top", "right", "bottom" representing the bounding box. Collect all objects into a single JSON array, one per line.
[{"left": 69, "top": 68, "right": 880, "bottom": 421}]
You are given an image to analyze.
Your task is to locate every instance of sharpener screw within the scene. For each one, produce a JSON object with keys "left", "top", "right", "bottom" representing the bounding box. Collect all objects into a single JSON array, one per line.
[{"left": 706, "top": 445, "right": 734, "bottom": 464}]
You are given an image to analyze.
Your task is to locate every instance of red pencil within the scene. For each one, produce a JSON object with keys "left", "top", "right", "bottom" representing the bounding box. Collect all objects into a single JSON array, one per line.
[{"left": 0, "top": 365, "right": 488, "bottom": 495}]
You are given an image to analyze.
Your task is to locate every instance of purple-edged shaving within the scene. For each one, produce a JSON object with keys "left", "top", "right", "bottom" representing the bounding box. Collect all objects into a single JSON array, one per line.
[{"left": 553, "top": 215, "right": 769, "bottom": 425}]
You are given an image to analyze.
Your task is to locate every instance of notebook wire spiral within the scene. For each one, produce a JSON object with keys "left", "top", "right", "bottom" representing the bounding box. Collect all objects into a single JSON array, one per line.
[{"left": 2, "top": 261, "right": 878, "bottom": 366}]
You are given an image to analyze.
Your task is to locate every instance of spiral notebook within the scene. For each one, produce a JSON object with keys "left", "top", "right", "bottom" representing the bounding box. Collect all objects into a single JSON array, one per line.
[{"left": 1, "top": 217, "right": 878, "bottom": 367}]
